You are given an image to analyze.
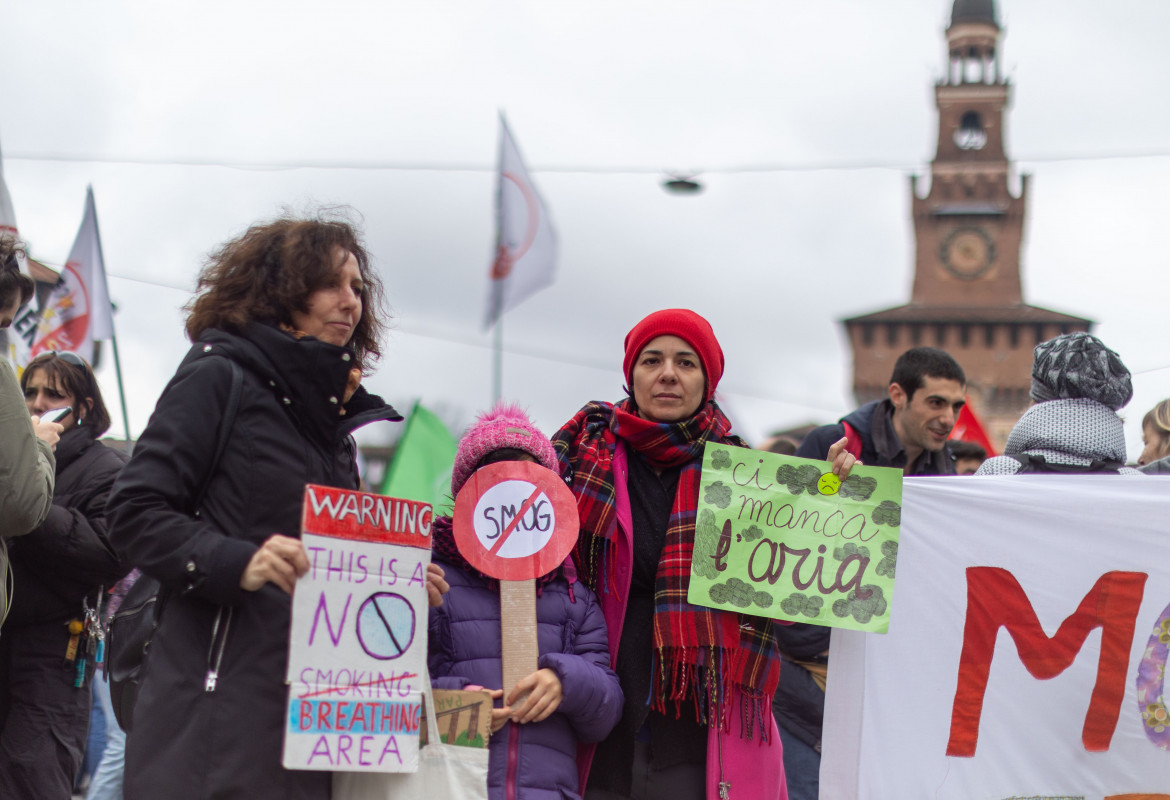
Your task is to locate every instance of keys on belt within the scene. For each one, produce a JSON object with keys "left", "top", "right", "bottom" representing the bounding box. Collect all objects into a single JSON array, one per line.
[{"left": 64, "top": 592, "right": 104, "bottom": 689}]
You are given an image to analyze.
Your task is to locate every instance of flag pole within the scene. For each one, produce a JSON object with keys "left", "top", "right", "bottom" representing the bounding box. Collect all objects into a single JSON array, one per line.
[
  {"left": 490, "top": 110, "right": 507, "bottom": 405},
  {"left": 485, "top": 111, "right": 555, "bottom": 404},
  {"left": 492, "top": 317, "right": 502, "bottom": 403},
  {"left": 108, "top": 333, "right": 133, "bottom": 455},
  {"left": 87, "top": 189, "right": 132, "bottom": 453}
]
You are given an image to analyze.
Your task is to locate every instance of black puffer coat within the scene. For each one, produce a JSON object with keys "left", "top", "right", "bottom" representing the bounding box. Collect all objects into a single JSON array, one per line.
[
  {"left": 0, "top": 424, "right": 128, "bottom": 799},
  {"left": 108, "top": 323, "right": 401, "bottom": 800},
  {"left": 4, "top": 424, "right": 128, "bottom": 627}
]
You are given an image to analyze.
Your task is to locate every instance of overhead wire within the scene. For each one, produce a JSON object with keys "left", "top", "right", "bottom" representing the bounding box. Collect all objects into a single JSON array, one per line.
[
  {"left": 24, "top": 144, "right": 1170, "bottom": 414},
  {"left": 6, "top": 148, "right": 1170, "bottom": 175},
  {"left": 100, "top": 270, "right": 841, "bottom": 414}
]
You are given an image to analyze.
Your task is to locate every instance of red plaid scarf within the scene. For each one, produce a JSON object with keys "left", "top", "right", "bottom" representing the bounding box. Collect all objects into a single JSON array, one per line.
[{"left": 552, "top": 399, "right": 780, "bottom": 736}]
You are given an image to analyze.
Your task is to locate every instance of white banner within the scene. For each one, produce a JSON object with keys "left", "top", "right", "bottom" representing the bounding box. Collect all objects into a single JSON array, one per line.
[
  {"left": 483, "top": 114, "right": 557, "bottom": 329},
  {"left": 823, "top": 476, "right": 1170, "bottom": 800},
  {"left": 31, "top": 186, "right": 113, "bottom": 363}
]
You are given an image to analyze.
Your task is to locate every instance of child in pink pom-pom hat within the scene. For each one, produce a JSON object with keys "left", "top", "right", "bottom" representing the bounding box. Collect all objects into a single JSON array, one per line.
[{"left": 427, "top": 402, "right": 622, "bottom": 800}]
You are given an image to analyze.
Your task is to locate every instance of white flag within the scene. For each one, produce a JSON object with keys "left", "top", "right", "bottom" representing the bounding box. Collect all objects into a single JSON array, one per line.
[
  {"left": 484, "top": 114, "right": 557, "bottom": 329},
  {"left": 31, "top": 187, "right": 113, "bottom": 362},
  {"left": 7, "top": 293, "right": 41, "bottom": 368}
]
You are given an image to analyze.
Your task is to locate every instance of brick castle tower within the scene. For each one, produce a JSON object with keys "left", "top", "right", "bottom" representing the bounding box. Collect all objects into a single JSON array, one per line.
[{"left": 842, "top": 0, "right": 1091, "bottom": 450}]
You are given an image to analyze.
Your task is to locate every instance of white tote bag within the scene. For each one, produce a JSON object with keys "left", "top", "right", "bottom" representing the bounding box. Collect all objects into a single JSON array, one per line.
[{"left": 333, "top": 676, "right": 490, "bottom": 800}]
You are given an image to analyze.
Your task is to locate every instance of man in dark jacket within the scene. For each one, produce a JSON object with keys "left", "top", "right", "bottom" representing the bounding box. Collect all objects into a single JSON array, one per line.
[
  {"left": 797, "top": 346, "right": 967, "bottom": 475},
  {"left": 775, "top": 346, "right": 966, "bottom": 800}
]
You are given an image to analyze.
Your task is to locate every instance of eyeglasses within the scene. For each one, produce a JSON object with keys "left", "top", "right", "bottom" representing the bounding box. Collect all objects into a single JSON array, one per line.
[{"left": 39, "top": 350, "right": 88, "bottom": 369}]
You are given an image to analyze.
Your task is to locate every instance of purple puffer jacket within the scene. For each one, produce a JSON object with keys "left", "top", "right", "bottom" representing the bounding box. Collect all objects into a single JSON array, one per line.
[{"left": 428, "top": 563, "right": 623, "bottom": 800}]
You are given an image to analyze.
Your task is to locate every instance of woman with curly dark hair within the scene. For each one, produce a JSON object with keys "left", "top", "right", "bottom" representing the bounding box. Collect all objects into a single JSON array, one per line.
[{"left": 108, "top": 214, "right": 405, "bottom": 800}]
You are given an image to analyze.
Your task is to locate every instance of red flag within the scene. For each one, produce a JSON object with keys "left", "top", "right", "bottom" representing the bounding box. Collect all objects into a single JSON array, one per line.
[{"left": 949, "top": 400, "right": 998, "bottom": 457}]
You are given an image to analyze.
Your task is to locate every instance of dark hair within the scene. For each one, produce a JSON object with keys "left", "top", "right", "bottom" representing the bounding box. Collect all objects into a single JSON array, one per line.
[
  {"left": 949, "top": 439, "right": 987, "bottom": 461},
  {"left": 764, "top": 435, "right": 799, "bottom": 456},
  {"left": 889, "top": 347, "right": 966, "bottom": 400},
  {"left": 184, "top": 213, "right": 387, "bottom": 372},
  {"left": 0, "top": 235, "right": 35, "bottom": 313},
  {"left": 21, "top": 352, "right": 112, "bottom": 436},
  {"left": 475, "top": 447, "right": 536, "bottom": 471}
]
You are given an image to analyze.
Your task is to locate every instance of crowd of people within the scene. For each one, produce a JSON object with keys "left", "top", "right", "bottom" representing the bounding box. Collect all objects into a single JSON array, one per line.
[{"left": 0, "top": 217, "right": 1161, "bottom": 799}]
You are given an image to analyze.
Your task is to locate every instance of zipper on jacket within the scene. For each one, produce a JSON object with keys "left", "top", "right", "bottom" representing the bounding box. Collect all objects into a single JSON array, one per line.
[
  {"left": 204, "top": 606, "right": 233, "bottom": 692},
  {"left": 505, "top": 721, "right": 520, "bottom": 800},
  {"left": 717, "top": 707, "right": 730, "bottom": 799}
]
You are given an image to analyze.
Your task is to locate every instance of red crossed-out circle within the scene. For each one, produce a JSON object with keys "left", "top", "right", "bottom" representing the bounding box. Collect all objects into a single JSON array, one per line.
[{"left": 452, "top": 460, "right": 578, "bottom": 581}]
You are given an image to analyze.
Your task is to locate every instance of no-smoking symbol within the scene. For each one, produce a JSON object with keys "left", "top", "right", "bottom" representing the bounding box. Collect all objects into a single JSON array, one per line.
[
  {"left": 355, "top": 592, "right": 416, "bottom": 661},
  {"left": 453, "top": 461, "right": 579, "bottom": 581}
]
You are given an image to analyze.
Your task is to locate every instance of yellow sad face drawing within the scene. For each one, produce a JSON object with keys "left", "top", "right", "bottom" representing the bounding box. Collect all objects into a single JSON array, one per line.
[{"left": 817, "top": 472, "right": 841, "bottom": 496}]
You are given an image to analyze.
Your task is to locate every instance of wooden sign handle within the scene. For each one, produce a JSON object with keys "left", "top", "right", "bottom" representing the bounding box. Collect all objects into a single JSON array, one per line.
[{"left": 500, "top": 578, "right": 538, "bottom": 703}]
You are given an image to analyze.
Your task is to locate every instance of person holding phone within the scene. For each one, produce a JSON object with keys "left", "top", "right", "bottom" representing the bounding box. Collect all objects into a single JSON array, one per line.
[{"left": 0, "top": 350, "right": 129, "bottom": 799}]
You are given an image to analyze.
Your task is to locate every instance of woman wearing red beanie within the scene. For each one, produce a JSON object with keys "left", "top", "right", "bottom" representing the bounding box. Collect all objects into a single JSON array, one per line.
[{"left": 553, "top": 309, "right": 854, "bottom": 800}]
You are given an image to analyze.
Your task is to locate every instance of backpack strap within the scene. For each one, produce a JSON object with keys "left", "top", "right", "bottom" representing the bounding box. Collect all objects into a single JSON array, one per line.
[
  {"left": 1008, "top": 453, "right": 1039, "bottom": 472},
  {"left": 193, "top": 359, "right": 244, "bottom": 511},
  {"left": 1009, "top": 452, "right": 1123, "bottom": 474},
  {"left": 840, "top": 421, "right": 864, "bottom": 460},
  {"left": 109, "top": 359, "right": 246, "bottom": 732},
  {"left": 158, "top": 358, "right": 243, "bottom": 613}
]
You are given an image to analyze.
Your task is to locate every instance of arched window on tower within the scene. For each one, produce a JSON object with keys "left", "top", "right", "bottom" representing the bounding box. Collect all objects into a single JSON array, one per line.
[
  {"left": 954, "top": 110, "right": 987, "bottom": 150},
  {"left": 964, "top": 47, "right": 984, "bottom": 83}
]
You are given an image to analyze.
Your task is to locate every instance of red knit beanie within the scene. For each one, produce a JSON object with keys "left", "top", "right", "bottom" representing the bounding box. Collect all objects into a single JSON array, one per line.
[{"left": 622, "top": 308, "right": 724, "bottom": 402}]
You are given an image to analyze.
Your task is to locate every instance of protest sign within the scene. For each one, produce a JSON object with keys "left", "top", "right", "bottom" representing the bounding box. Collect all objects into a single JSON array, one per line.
[
  {"left": 422, "top": 689, "right": 494, "bottom": 748},
  {"left": 283, "top": 485, "right": 433, "bottom": 773},
  {"left": 452, "top": 459, "right": 578, "bottom": 582},
  {"left": 822, "top": 476, "right": 1170, "bottom": 800},
  {"left": 688, "top": 443, "right": 903, "bottom": 633},
  {"left": 452, "top": 460, "right": 579, "bottom": 694}
]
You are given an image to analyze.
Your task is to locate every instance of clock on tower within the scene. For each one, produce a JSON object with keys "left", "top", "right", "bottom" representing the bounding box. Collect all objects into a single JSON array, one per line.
[{"left": 840, "top": 0, "right": 1092, "bottom": 453}]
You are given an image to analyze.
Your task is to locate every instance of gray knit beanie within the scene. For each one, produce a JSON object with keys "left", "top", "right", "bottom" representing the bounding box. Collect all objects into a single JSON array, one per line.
[{"left": 1030, "top": 332, "right": 1133, "bottom": 410}]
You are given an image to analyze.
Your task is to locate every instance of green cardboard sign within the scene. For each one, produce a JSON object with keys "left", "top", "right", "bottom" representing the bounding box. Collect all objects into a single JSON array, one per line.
[{"left": 687, "top": 443, "right": 903, "bottom": 634}]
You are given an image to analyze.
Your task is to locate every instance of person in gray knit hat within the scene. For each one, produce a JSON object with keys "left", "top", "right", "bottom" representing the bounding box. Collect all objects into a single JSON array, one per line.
[
  {"left": 1029, "top": 331, "right": 1133, "bottom": 411},
  {"left": 977, "top": 332, "right": 1139, "bottom": 475}
]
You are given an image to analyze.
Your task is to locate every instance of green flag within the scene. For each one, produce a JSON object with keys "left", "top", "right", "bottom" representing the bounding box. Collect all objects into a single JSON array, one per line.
[{"left": 380, "top": 401, "right": 458, "bottom": 515}]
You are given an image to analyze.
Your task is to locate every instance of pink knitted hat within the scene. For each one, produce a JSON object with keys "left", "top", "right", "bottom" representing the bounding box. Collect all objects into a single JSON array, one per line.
[{"left": 451, "top": 403, "right": 559, "bottom": 496}]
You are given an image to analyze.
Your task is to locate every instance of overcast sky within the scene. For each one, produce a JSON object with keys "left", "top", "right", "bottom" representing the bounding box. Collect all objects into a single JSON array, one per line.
[{"left": 3, "top": 0, "right": 1169, "bottom": 461}]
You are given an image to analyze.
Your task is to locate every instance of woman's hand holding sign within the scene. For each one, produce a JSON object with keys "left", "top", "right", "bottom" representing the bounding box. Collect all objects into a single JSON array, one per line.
[{"left": 240, "top": 533, "right": 310, "bottom": 594}]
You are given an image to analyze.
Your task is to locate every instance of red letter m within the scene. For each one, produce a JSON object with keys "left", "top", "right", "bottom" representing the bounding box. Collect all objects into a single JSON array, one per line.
[{"left": 946, "top": 567, "right": 1146, "bottom": 757}]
